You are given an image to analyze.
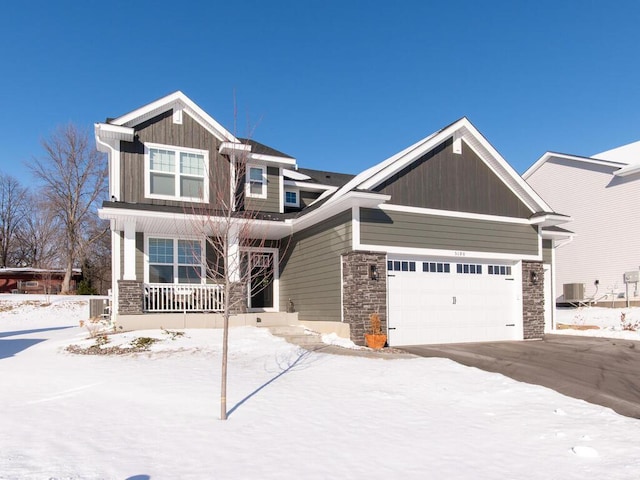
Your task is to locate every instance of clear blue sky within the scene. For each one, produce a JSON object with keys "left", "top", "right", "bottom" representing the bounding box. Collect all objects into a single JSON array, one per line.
[{"left": 2, "top": 1, "right": 640, "bottom": 187}]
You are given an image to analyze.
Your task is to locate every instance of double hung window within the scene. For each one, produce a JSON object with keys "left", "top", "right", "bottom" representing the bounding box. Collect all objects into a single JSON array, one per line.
[
  {"left": 146, "top": 143, "right": 208, "bottom": 201},
  {"left": 246, "top": 165, "right": 266, "bottom": 198},
  {"left": 148, "top": 237, "right": 203, "bottom": 284}
]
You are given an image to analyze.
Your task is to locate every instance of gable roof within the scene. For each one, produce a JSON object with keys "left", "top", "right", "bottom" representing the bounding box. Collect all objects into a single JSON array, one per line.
[
  {"left": 238, "top": 138, "right": 295, "bottom": 159},
  {"left": 322, "top": 117, "right": 554, "bottom": 215},
  {"left": 107, "top": 91, "right": 238, "bottom": 143},
  {"left": 295, "top": 168, "right": 355, "bottom": 188},
  {"left": 523, "top": 151, "right": 627, "bottom": 180}
]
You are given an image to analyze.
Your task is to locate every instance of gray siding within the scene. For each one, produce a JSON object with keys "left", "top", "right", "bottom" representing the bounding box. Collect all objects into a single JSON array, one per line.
[
  {"left": 542, "top": 239, "right": 553, "bottom": 264},
  {"left": 375, "top": 138, "right": 532, "bottom": 218},
  {"left": 279, "top": 211, "right": 352, "bottom": 322},
  {"left": 119, "top": 110, "right": 230, "bottom": 209},
  {"left": 360, "top": 208, "right": 539, "bottom": 256},
  {"left": 300, "top": 190, "right": 320, "bottom": 208},
  {"left": 245, "top": 166, "right": 280, "bottom": 213}
]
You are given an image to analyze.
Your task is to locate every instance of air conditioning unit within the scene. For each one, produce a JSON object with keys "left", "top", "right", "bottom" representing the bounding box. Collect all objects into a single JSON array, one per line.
[{"left": 563, "top": 283, "right": 584, "bottom": 302}]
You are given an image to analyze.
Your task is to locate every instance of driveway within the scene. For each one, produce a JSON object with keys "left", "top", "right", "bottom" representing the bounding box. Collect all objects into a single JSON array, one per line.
[{"left": 401, "top": 334, "right": 640, "bottom": 419}]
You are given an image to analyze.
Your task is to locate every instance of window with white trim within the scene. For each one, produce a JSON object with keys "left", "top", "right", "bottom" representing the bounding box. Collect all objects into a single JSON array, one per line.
[
  {"left": 456, "top": 263, "right": 483, "bottom": 274},
  {"left": 246, "top": 165, "right": 267, "bottom": 198},
  {"left": 284, "top": 189, "right": 299, "bottom": 207},
  {"left": 145, "top": 143, "right": 208, "bottom": 201},
  {"left": 148, "top": 237, "right": 203, "bottom": 284}
]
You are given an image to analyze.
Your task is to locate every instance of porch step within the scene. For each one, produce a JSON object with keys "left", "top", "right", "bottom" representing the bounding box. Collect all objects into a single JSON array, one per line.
[{"left": 266, "top": 325, "right": 325, "bottom": 348}]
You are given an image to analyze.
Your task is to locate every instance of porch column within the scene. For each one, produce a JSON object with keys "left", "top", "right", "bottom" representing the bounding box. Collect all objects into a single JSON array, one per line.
[
  {"left": 123, "top": 219, "right": 137, "bottom": 281},
  {"left": 227, "top": 224, "right": 240, "bottom": 282}
]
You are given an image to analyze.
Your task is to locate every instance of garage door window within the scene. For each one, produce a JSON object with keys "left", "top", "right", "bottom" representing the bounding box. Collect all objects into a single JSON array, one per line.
[
  {"left": 422, "top": 262, "right": 450, "bottom": 273},
  {"left": 488, "top": 265, "right": 512, "bottom": 275},
  {"left": 387, "top": 260, "right": 416, "bottom": 272},
  {"left": 457, "top": 263, "right": 482, "bottom": 274}
]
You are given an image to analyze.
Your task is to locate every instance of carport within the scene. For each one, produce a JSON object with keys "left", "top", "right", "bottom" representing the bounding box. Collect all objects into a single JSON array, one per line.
[{"left": 401, "top": 334, "right": 640, "bottom": 419}]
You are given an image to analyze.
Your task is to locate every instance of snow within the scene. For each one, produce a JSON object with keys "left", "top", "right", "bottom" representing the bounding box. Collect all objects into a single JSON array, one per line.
[
  {"left": 555, "top": 306, "right": 640, "bottom": 340},
  {"left": 1, "top": 296, "right": 639, "bottom": 479}
]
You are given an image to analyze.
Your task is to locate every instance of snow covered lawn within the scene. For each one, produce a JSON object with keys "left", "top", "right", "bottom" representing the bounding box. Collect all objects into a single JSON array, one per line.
[{"left": 1, "top": 296, "right": 639, "bottom": 479}]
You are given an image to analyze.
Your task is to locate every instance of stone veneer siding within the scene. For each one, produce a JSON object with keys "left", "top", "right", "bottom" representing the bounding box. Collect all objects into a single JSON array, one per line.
[
  {"left": 229, "top": 281, "right": 248, "bottom": 314},
  {"left": 522, "top": 261, "right": 545, "bottom": 339},
  {"left": 342, "top": 251, "right": 387, "bottom": 345},
  {"left": 118, "top": 280, "right": 143, "bottom": 315}
]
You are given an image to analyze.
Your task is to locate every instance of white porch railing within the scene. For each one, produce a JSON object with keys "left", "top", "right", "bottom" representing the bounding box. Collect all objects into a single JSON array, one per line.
[{"left": 143, "top": 283, "right": 224, "bottom": 313}]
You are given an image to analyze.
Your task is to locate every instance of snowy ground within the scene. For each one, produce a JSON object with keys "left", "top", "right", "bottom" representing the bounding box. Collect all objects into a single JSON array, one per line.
[{"left": 1, "top": 296, "right": 639, "bottom": 479}]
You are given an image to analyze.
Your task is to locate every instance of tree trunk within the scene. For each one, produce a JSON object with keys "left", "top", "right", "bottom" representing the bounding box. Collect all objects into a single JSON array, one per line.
[{"left": 60, "top": 262, "right": 73, "bottom": 294}]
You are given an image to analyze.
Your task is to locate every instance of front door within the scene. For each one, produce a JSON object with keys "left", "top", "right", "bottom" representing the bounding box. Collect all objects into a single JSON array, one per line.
[{"left": 248, "top": 252, "right": 274, "bottom": 309}]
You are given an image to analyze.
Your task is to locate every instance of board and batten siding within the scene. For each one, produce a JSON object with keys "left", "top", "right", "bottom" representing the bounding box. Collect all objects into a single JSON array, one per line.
[
  {"left": 526, "top": 158, "right": 640, "bottom": 300},
  {"left": 245, "top": 166, "right": 281, "bottom": 213},
  {"left": 279, "top": 211, "right": 352, "bottom": 322},
  {"left": 374, "top": 138, "right": 532, "bottom": 218},
  {"left": 119, "top": 110, "right": 231, "bottom": 208},
  {"left": 360, "top": 208, "right": 539, "bottom": 256}
]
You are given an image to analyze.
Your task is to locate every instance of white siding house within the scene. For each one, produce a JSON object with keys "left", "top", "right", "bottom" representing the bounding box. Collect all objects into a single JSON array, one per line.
[{"left": 524, "top": 149, "right": 640, "bottom": 303}]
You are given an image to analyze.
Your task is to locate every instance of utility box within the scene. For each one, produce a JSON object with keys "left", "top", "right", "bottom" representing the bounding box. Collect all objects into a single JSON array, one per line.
[
  {"left": 624, "top": 271, "right": 639, "bottom": 284},
  {"left": 563, "top": 283, "right": 584, "bottom": 302}
]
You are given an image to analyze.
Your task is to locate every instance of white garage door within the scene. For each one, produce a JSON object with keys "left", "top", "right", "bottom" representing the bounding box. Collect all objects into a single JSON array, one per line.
[{"left": 387, "top": 257, "right": 521, "bottom": 346}]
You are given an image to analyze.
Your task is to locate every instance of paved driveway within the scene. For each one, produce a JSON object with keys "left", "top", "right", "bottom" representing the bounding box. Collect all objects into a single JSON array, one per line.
[{"left": 401, "top": 334, "right": 640, "bottom": 419}]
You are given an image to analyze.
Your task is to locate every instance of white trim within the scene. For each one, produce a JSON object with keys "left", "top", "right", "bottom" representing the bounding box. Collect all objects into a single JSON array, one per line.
[
  {"left": 112, "top": 227, "right": 120, "bottom": 318},
  {"left": 242, "top": 246, "right": 279, "bottom": 312},
  {"left": 246, "top": 164, "right": 267, "bottom": 199},
  {"left": 144, "top": 234, "right": 206, "bottom": 285},
  {"left": 380, "top": 203, "right": 533, "bottom": 225},
  {"left": 249, "top": 153, "right": 297, "bottom": 167},
  {"left": 173, "top": 107, "right": 183, "bottom": 124},
  {"left": 330, "top": 118, "right": 554, "bottom": 216},
  {"left": 340, "top": 253, "right": 345, "bottom": 323},
  {"left": 111, "top": 91, "right": 238, "bottom": 143},
  {"left": 523, "top": 152, "right": 626, "bottom": 180},
  {"left": 279, "top": 169, "right": 286, "bottom": 212},
  {"left": 356, "top": 244, "right": 543, "bottom": 262},
  {"left": 284, "top": 187, "right": 300, "bottom": 208},
  {"left": 144, "top": 142, "right": 209, "bottom": 203},
  {"left": 282, "top": 168, "right": 311, "bottom": 181},
  {"left": 283, "top": 180, "right": 338, "bottom": 192},
  {"left": 351, "top": 205, "right": 361, "bottom": 250},
  {"left": 219, "top": 142, "right": 251, "bottom": 155},
  {"left": 123, "top": 219, "right": 137, "bottom": 280}
]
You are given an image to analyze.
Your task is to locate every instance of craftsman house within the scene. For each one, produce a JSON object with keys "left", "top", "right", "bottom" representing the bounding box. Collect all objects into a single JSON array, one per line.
[{"left": 96, "top": 91, "right": 569, "bottom": 346}]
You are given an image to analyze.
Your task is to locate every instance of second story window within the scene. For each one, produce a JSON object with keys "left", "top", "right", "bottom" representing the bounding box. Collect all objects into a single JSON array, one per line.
[
  {"left": 284, "top": 189, "right": 299, "bottom": 207},
  {"left": 145, "top": 143, "right": 208, "bottom": 202},
  {"left": 246, "top": 165, "right": 266, "bottom": 198}
]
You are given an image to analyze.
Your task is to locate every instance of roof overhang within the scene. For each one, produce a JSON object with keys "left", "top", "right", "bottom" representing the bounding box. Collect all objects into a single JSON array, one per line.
[
  {"left": 529, "top": 212, "right": 572, "bottom": 227},
  {"left": 523, "top": 152, "right": 627, "bottom": 179},
  {"left": 94, "top": 123, "right": 135, "bottom": 152}
]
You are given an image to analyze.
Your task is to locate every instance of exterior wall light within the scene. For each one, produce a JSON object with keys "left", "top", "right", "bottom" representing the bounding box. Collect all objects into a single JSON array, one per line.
[
  {"left": 369, "top": 264, "right": 378, "bottom": 281},
  {"left": 530, "top": 270, "right": 539, "bottom": 285}
]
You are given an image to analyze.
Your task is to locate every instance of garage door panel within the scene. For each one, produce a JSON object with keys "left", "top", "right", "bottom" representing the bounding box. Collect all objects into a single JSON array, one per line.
[{"left": 387, "top": 258, "right": 521, "bottom": 346}]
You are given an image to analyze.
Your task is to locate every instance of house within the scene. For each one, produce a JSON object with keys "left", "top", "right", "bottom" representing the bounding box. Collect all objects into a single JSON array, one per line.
[
  {"left": 0, "top": 268, "right": 82, "bottom": 294},
  {"left": 95, "top": 91, "right": 569, "bottom": 346},
  {"left": 524, "top": 143, "right": 640, "bottom": 306}
]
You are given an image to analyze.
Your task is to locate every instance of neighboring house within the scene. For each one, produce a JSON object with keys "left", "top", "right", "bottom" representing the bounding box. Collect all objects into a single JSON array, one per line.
[
  {"left": 0, "top": 268, "right": 82, "bottom": 294},
  {"left": 524, "top": 143, "right": 640, "bottom": 305},
  {"left": 96, "top": 91, "right": 569, "bottom": 346}
]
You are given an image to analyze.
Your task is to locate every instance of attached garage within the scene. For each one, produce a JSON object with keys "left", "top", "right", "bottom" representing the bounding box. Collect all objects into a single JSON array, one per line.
[{"left": 386, "top": 256, "right": 522, "bottom": 346}]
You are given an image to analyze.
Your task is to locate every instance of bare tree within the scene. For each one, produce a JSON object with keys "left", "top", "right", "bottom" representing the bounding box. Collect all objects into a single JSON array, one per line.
[
  {"left": 29, "top": 124, "right": 107, "bottom": 293},
  {"left": 0, "top": 174, "right": 28, "bottom": 267},
  {"left": 15, "top": 192, "right": 62, "bottom": 268},
  {"left": 186, "top": 136, "right": 290, "bottom": 420}
]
